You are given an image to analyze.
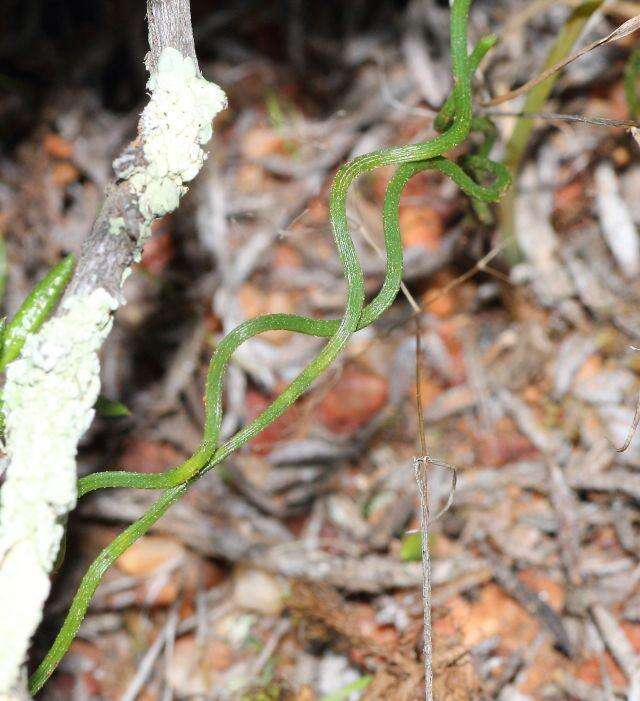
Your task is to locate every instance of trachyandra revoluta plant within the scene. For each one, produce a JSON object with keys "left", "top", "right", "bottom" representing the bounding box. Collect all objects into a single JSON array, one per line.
[{"left": 1, "top": 0, "right": 512, "bottom": 696}]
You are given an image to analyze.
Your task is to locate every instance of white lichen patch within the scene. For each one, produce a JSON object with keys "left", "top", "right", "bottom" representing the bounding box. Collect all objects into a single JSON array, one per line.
[
  {"left": 121, "top": 47, "right": 227, "bottom": 245},
  {"left": 109, "top": 216, "right": 126, "bottom": 235},
  {"left": 0, "top": 288, "right": 117, "bottom": 692}
]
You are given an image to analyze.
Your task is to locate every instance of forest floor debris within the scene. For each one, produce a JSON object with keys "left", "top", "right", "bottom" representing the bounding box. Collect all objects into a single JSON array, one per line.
[{"left": 3, "top": 1, "right": 640, "bottom": 698}]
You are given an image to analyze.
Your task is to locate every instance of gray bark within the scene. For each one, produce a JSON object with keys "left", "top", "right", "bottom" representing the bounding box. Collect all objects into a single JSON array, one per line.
[
  {"left": 65, "top": 0, "right": 201, "bottom": 303},
  {"left": 146, "top": 0, "right": 198, "bottom": 74}
]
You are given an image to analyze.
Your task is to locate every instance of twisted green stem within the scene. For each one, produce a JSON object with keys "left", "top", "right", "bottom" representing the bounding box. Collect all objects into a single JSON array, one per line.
[{"left": 30, "top": 1, "right": 511, "bottom": 693}]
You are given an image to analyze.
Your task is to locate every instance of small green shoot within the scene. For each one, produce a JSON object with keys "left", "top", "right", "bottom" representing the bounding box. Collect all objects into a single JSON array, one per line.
[
  {"left": 95, "top": 395, "right": 131, "bottom": 418},
  {"left": 265, "top": 91, "right": 298, "bottom": 154},
  {"left": 400, "top": 531, "right": 436, "bottom": 562}
]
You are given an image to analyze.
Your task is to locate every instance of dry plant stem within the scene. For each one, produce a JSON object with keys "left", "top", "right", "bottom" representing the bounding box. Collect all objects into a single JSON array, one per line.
[
  {"left": 413, "top": 322, "right": 457, "bottom": 698},
  {"left": 485, "top": 109, "right": 638, "bottom": 128},
  {"left": 498, "top": 0, "right": 604, "bottom": 264},
  {"left": 146, "top": 0, "right": 197, "bottom": 72},
  {"left": 612, "top": 390, "right": 640, "bottom": 452},
  {"left": 414, "top": 315, "right": 432, "bottom": 701},
  {"left": 0, "top": 1, "right": 226, "bottom": 697},
  {"left": 414, "top": 458, "right": 432, "bottom": 701},
  {"left": 485, "top": 13, "right": 640, "bottom": 108}
]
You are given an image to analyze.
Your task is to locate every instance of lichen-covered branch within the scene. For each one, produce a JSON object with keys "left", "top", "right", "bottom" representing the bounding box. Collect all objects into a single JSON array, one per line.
[
  {"left": 0, "top": 291, "right": 117, "bottom": 697},
  {"left": 0, "top": 1, "right": 226, "bottom": 695}
]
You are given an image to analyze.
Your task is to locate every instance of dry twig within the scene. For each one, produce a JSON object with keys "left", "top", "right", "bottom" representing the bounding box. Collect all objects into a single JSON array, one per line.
[{"left": 483, "top": 14, "right": 640, "bottom": 107}]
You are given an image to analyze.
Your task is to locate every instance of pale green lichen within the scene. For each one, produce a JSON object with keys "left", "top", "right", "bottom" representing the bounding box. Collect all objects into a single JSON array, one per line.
[
  {"left": 122, "top": 47, "right": 227, "bottom": 245},
  {"left": 108, "top": 216, "right": 126, "bottom": 236},
  {"left": 0, "top": 288, "right": 117, "bottom": 692}
]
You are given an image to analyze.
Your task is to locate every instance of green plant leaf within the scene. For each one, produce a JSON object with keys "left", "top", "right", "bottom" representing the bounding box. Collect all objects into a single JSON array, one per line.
[
  {"left": 399, "top": 531, "right": 437, "bottom": 562},
  {"left": 400, "top": 532, "right": 423, "bottom": 561},
  {"left": 95, "top": 395, "right": 131, "bottom": 418},
  {"left": 0, "top": 253, "right": 75, "bottom": 371}
]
